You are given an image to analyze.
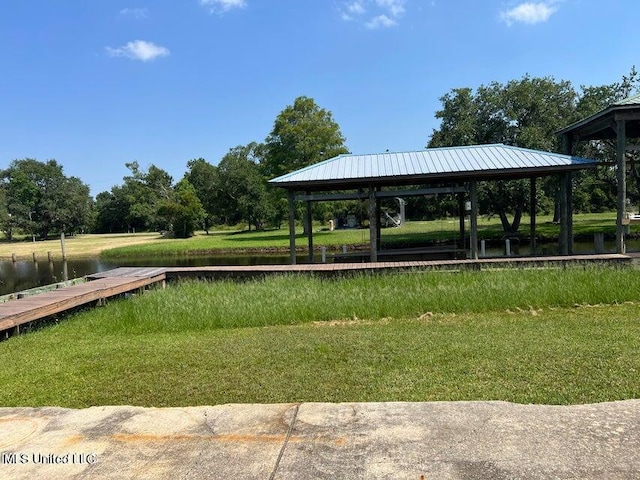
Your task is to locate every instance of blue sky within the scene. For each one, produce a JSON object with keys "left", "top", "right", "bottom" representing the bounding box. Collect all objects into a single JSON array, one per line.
[{"left": 1, "top": 0, "right": 638, "bottom": 195}]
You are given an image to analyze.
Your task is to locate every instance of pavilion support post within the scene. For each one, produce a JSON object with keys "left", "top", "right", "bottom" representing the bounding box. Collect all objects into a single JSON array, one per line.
[
  {"left": 560, "top": 133, "right": 574, "bottom": 256},
  {"left": 562, "top": 133, "right": 574, "bottom": 156},
  {"left": 458, "top": 193, "right": 466, "bottom": 250},
  {"left": 368, "top": 185, "right": 378, "bottom": 262},
  {"left": 567, "top": 172, "right": 573, "bottom": 255},
  {"left": 375, "top": 187, "right": 382, "bottom": 252},
  {"left": 306, "top": 193, "right": 314, "bottom": 263},
  {"left": 616, "top": 118, "right": 627, "bottom": 254},
  {"left": 559, "top": 172, "right": 569, "bottom": 255},
  {"left": 470, "top": 180, "right": 478, "bottom": 260},
  {"left": 287, "top": 190, "right": 296, "bottom": 265},
  {"left": 529, "top": 177, "right": 537, "bottom": 255}
]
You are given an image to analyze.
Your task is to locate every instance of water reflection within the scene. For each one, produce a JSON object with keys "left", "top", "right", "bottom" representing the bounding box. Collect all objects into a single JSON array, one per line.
[{"left": 0, "top": 254, "right": 313, "bottom": 296}]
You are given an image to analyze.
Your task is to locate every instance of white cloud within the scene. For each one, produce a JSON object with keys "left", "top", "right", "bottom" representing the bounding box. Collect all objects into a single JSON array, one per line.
[
  {"left": 375, "top": 0, "right": 405, "bottom": 17},
  {"left": 348, "top": 1, "right": 366, "bottom": 15},
  {"left": 366, "top": 14, "right": 397, "bottom": 29},
  {"left": 500, "top": 2, "right": 558, "bottom": 26},
  {"left": 200, "top": 0, "right": 247, "bottom": 14},
  {"left": 106, "top": 40, "right": 170, "bottom": 62},
  {"left": 119, "top": 8, "right": 149, "bottom": 20},
  {"left": 347, "top": 1, "right": 366, "bottom": 15},
  {"left": 341, "top": 1, "right": 366, "bottom": 21},
  {"left": 340, "top": 0, "right": 405, "bottom": 28}
]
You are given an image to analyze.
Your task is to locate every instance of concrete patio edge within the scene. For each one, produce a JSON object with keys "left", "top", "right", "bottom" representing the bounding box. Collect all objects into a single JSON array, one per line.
[{"left": 1, "top": 400, "right": 638, "bottom": 479}]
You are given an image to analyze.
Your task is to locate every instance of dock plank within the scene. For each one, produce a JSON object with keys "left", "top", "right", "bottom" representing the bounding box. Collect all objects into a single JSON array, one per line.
[
  {"left": 0, "top": 272, "right": 166, "bottom": 334},
  {"left": 87, "top": 267, "right": 167, "bottom": 280}
]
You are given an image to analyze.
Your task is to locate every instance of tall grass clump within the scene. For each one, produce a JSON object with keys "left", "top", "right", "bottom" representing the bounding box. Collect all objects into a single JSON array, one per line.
[{"left": 81, "top": 265, "right": 640, "bottom": 334}]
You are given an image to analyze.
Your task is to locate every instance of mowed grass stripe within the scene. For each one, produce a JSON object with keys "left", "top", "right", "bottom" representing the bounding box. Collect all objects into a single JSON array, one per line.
[{"left": 0, "top": 307, "right": 638, "bottom": 407}]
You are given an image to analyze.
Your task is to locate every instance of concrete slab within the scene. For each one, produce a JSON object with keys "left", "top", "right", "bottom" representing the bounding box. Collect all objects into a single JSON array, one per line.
[{"left": 0, "top": 401, "right": 638, "bottom": 479}]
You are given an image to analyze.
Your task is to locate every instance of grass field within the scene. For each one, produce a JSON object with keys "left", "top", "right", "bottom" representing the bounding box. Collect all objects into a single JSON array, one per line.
[
  {"left": 0, "top": 233, "right": 160, "bottom": 261},
  {"left": 1, "top": 267, "right": 638, "bottom": 407}
]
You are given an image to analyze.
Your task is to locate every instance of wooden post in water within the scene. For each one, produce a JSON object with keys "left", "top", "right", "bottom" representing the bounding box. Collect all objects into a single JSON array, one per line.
[
  {"left": 594, "top": 233, "right": 605, "bottom": 254},
  {"left": 60, "top": 232, "right": 67, "bottom": 261},
  {"left": 32, "top": 252, "right": 37, "bottom": 262},
  {"left": 11, "top": 253, "right": 17, "bottom": 263}
]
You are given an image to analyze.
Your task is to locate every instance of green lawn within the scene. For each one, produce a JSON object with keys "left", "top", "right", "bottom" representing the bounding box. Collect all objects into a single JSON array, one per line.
[
  {"left": 100, "top": 212, "right": 623, "bottom": 258},
  {"left": 1, "top": 267, "right": 639, "bottom": 407}
]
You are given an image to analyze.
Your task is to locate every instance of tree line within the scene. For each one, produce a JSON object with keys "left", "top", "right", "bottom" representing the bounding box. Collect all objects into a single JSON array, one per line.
[
  {"left": 0, "top": 159, "right": 93, "bottom": 241},
  {"left": 1, "top": 68, "right": 639, "bottom": 240}
]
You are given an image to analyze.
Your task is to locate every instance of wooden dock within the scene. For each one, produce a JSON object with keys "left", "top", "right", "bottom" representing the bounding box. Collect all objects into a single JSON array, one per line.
[
  {"left": 0, "top": 268, "right": 166, "bottom": 338},
  {"left": 0, "top": 254, "right": 632, "bottom": 338}
]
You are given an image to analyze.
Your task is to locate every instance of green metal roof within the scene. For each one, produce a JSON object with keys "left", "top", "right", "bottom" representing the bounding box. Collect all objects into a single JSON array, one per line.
[
  {"left": 558, "top": 93, "right": 640, "bottom": 139},
  {"left": 269, "top": 144, "right": 596, "bottom": 189},
  {"left": 614, "top": 93, "right": 640, "bottom": 106}
]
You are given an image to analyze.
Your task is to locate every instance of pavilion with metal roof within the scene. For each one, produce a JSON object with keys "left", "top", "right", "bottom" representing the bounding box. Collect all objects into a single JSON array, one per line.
[
  {"left": 270, "top": 143, "right": 598, "bottom": 264},
  {"left": 558, "top": 93, "right": 640, "bottom": 253}
]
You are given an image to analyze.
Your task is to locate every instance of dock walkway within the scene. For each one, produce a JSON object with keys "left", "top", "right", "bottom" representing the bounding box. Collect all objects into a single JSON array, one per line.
[
  {"left": 0, "top": 254, "right": 631, "bottom": 337},
  {"left": 0, "top": 267, "right": 166, "bottom": 337}
]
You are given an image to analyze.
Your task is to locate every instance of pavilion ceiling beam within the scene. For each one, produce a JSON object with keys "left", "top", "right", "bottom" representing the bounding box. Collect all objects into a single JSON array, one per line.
[
  {"left": 615, "top": 111, "right": 640, "bottom": 122},
  {"left": 294, "top": 186, "right": 467, "bottom": 203},
  {"left": 375, "top": 186, "right": 467, "bottom": 198},
  {"left": 569, "top": 119, "right": 617, "bottom": 141}
]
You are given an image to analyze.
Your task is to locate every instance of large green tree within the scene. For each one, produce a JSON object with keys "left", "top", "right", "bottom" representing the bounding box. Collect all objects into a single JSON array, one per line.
[
  {"left": 95, "top": 162, "right": 173, "bottom": 233},
  {"left": 262, "top": 96, "right": 349, "bottom": 178},
  {"left": 1, "top": 159, "right": 93, "bottom": 239},
  {"left": 261, "top": 96, "right": 350, "bottom": 232},
  {"left": 185, "top": 158, "right": 220, "bottom": 234},
  {"left": 157, "top": 179, "right": 205, "bottom": 238},
  {"left": 428, "top": 75, "right": 578, "bottom": 233},
  {"left": 122, "top": 162, "right": 173, "bottom": 231},
  {"left": 217, "top": 143, "right": 271, "bottom": 231},
  {"left": 0, "top": 183, "right": 13, "bottom": 240},
  {"left": 95, "top": 189, "right": 127, "bottom": 233}
]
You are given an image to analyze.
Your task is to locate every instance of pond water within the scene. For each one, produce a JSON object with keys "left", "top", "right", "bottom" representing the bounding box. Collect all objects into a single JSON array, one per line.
[
  {"left": 0, "top": 238, "right": 638, "bottom": 296},
  {"left": 0, "top": 254, "right": 316, "bottom": 296}
]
